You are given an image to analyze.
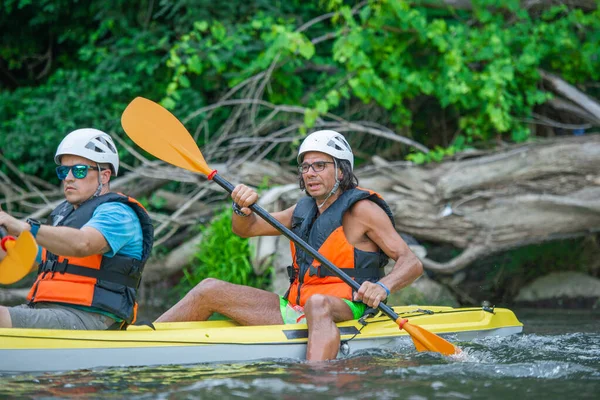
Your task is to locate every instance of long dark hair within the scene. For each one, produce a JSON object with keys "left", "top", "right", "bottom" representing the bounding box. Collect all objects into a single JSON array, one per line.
[{"left": 298, "top": 158, "right": 358, "bottom": 193}]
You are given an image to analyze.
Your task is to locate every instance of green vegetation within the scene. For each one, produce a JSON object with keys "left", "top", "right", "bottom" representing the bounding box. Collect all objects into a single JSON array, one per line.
[
  {"left": 2, "top": 1, "right": 599, "bottom": 181},
  {"left": 175, "top": 208, "right": 272, "bottom": 298},
  {"left": 1, "top": 1, "right": 598, "bottom": 294},
  {"left": 164, "top": 0, "right": 600, "bottom": 164}
]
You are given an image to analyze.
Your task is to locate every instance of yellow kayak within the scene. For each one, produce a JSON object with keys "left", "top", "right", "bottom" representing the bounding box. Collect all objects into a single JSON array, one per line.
[{"left": 0, "top": 305, "right": 523, "bottom": 372}]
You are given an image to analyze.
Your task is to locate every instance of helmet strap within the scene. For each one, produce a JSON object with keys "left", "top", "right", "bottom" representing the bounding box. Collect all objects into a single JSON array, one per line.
[
  {"left": 317, "top": 159, "right": 340, "bottom": 209},
  {"left": 74, "top": 165, "right": 104, "bottom": 207},
  {"left": 92, "top": 164, "right": 103, "bottom": 198}
]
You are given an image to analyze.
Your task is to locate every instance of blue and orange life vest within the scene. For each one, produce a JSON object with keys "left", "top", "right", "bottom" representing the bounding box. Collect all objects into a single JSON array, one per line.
[
  {"left": 27, "top": 193, "right": 154, "bottom": 324},
  {"left": 286, "top": 187, "right": 394, "bottom": 307}
]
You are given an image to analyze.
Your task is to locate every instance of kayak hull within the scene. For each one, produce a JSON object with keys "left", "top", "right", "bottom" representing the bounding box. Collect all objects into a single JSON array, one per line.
[{"left": 0, "top": 306, "right": 523, "bottom": 372}]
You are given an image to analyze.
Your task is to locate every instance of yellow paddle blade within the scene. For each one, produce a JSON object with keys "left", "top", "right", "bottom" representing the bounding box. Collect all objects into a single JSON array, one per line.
[
  {"left": 0, "top": 231, "right": 38, "bottom": 285},
  {"left": 402, "top": 320, "right": 460, "bottom": 356},
  {"left": 121, "top": 97, "right": 213, "bottom": 176}
]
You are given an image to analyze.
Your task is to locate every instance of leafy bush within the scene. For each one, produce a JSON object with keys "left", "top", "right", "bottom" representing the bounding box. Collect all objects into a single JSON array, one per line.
[
  {"left": 3, "top": 2, "right": 599, "bottom": 174},
  {"left": 325, "top": 1, "right": 599, "bottom": 145},
  {"left": 175, "top": 208, "right": 272, "bottom": 298},
  {"left": 164, "top": 1, "right": 600, "bottom": 165}
]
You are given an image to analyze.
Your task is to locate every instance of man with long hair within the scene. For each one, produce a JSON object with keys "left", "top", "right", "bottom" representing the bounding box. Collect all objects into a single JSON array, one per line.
[{"left": 157, "top": 130, "right": 422, "bottom": 361}]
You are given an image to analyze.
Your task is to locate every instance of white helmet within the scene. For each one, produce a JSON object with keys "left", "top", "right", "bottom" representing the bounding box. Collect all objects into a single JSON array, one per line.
[
  {"left": 55, "top": 128, "right": 119, "bottom": 176},
  {"left": 297, "top": 130, "right": 354, "bottom": 170}
]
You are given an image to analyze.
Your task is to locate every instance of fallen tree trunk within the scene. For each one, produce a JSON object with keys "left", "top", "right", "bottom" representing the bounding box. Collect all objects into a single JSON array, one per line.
[
  {"left": 540, "top": 70, "right": 600, "bottom": 126},
  {"left": 143, "top": 232, "right": 204, "bottom": 283},
  {"left": 149, "top": 190, "right": 212, "bottom": 214},
  {"left": 361, "top": 135, "right": 600, "bottom": 273},
  {"left": 4, "top": 138, "right": 599, "bottom": 286}
]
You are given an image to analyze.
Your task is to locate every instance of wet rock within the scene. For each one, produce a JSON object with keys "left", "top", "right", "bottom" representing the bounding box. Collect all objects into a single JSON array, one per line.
[
  {"left": 515, "top": 272, "right": 600, "bottom": 308},
  {"left": 387, "top": 275, "right": 460, "bottom": 307}
]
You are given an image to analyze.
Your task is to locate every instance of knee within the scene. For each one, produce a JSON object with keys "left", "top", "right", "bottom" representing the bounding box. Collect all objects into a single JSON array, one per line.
[
  {"left": 188, "top": 278, "right": 225, "bottom": 299},
  {"left": 304, "top": 294, "right": 333, "bottom": 319}
]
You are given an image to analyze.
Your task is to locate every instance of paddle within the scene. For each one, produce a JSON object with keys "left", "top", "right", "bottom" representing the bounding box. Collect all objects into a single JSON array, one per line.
[
  {"left": 0, "top": 226, "right": 38, "bottom": 285},
  {"left": 121, "top": 96, "right": 460, "bottom": 356}
]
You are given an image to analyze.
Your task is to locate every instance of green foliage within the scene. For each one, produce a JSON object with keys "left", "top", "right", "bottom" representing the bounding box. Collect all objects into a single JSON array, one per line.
[
  {"left": 2, "top": 1, "right": 599, "bottom": 179},
  {"left": 1, "top": 0, "right": 100, "bottom": 85},
  {"left": 407, "top": 145, "right": 457, "bottom": 164},
  {"left": 175, "top": 208, "right": 272, "bottom": 298},
  {"left": 406, "top": 135, "right": 468, "bottom": 164},
  {"left": 162, "top": 13, "right": 317, "bottom": 110},
  {"left": 500, "top": 239, "right": 587, "bottom": 281},
  {"left": 325, "top": 1, "right": 598, "bottom": 144},
  {"left": 1, "top": 69, "right": 135, "bottom": 178},
  {"left": 0, "top": 1, "right": 181, "bottom": 182},
  {"left": 161, "top": 1, "right": 600, "bottom": 164}
]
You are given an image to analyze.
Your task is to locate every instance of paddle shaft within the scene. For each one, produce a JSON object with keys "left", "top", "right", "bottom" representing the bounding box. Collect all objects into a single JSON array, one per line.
[{"left": 211, "top": 173, "right": 402, "bottom": 322}]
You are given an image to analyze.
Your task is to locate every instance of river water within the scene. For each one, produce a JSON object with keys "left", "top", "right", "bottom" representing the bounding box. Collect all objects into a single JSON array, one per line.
[{"left": 1, "top": 308, "right": 598, "bottom": 399}]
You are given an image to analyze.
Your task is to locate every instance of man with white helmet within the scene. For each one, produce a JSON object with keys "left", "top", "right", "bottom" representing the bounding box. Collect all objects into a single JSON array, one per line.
[
  {"left": 0, "top": 128, "right": 154, "bottom": 330},
  {"left": 157, "top": 130, "right": 422, "bottom": 361}
]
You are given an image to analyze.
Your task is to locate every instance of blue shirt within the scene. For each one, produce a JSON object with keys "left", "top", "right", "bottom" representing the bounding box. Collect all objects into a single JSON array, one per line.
[
  {"left": 83, "top": 202, "right": 144, "bottom": 321},
  {"left": 34, "top": 202, "right": 143, "bottom": 263},
  {"left": 84, "top": 202, "right": 143, "bottom": 259}
]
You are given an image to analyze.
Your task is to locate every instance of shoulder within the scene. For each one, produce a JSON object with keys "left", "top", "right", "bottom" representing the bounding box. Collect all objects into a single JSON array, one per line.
[
  {"left": 93, "top": 202, "right": 140, "bottom": 221},
  {"left": 348, "top": 198, "right": 383, "bottom": 215},
  {"left": 347, "top": 198, "right": 391, "bottom": 224}
]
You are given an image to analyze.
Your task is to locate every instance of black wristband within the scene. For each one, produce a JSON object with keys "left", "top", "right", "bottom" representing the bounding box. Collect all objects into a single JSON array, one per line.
[{"left": 232, "top": 202, "right": 250, "bottom": 217}]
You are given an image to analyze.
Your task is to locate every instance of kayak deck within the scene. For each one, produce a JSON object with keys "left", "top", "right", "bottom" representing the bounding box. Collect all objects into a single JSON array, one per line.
[{"left": 0, "top": 305, "right": 523, "bottom": 372}]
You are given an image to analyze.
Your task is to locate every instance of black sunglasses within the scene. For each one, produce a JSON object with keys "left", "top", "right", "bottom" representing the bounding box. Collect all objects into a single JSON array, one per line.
[{"left": 56, "top": 164, "right": 103, "bottom": 180}]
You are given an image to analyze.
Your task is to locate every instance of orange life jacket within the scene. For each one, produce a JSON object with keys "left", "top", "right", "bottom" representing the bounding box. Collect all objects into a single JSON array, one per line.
[
  {"left": 286, "top": 187, "right": 394, "bottom": 307},
  {"left": 27, "top": 193, "right": 154, "bottom": 324}
]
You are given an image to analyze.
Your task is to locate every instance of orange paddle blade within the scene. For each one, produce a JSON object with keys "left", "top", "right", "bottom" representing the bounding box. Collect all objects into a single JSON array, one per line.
[
  {"left": 121, "top": 97, "right": 213, "bottom": 176},
  {"left": 400, "top": 320, "right": 460, "bottom": 356},
  {"left": 0, "top": 231, "right": 38, "bottom": 284}
]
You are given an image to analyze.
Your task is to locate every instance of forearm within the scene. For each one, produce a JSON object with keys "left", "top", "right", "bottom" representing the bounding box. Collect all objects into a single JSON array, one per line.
[
  {"left": 35, "top": 226, "right": 99, "bottom": 258},
  {"left": 231, "top": 205, "right": 293, "bottom": 238},
  {"left": 380, "top": 252, "right": 423, "bottom": 293},
  {"left": 231, "top": 213, "right": 261, "bottom": 238}
]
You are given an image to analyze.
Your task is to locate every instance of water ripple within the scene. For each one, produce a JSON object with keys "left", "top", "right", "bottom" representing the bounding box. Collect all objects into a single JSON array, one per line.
[{"left": 1, "top": 317, "right": 599, "bottom": 399}]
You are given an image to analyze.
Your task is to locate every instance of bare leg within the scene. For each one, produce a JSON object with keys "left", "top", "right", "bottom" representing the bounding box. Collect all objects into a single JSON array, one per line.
[
  {"left": 0, "top": 306, "right": 12, "bottom": 328},
  {"left": 303, "top": 294, "right": 354, "bottom": 362},
  {"left": 156, "top": 278, "right": 284, "bottom": 325}
]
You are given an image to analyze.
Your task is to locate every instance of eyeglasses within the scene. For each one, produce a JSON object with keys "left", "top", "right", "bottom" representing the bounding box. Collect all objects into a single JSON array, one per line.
[
  {"left": 56, "top": 164, "right": 102, "bottom": 180},
  {"left": 297, "top": 161, "right": 334, "bottom": 174}
]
